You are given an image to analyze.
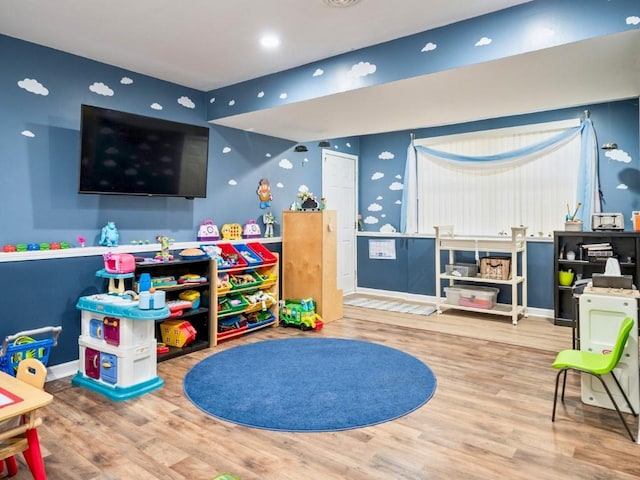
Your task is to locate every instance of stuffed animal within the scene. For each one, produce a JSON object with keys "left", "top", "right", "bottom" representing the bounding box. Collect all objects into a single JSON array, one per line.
[{"left": 99, "top": 221, "right": 119, "bottom": 247}]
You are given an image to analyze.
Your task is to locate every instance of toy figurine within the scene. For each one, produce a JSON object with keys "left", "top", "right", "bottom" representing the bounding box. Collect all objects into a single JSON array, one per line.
[
  {"left": 257, "top": 178, "right": 272, "bottom": 209},
  {"left": 155, "top": 235, "right": 174, "bottom": 262},
  {"left": 262, "top": 212, "right": 275, "bottom": 237},
  {"left": 99, "top": 221, "right": 119, "bottom": 247}
]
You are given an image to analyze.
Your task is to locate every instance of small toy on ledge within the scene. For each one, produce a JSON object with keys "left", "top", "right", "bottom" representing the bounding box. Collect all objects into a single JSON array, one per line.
[
  {"left": 242, "top": 220, "right": 262, "bottom": 239},
  {"left": 155, "top": 236, "right": 174, "bottom": 262},
  {"left": 221, "top": 223, "right": 243, "bottom": 241},
  {"left": 99, "top": 221, "right": 119, "bottom": 247},
  {"left": 77, "top": 236, "right": 86, "bottom": 248},
  {"left": 262, "top": 211, "right": 275, "bottom": 237},
  {"left": 197, "top": 219, "right": 220, "bottom": 241}
]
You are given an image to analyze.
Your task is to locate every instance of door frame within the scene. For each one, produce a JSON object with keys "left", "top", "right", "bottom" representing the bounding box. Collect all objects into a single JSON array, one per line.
[{"left": 321, "top": 148, "right": 358, "bottom": 294}]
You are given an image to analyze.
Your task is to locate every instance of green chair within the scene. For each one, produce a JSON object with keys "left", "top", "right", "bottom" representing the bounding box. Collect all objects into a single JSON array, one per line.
[{"left": 552, "top": 316, "right": 638, "bottom": 441}]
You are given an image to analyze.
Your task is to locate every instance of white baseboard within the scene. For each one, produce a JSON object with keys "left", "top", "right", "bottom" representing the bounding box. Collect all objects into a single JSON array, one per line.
[
  {"left": 46, "top": 360, "right": 78, "bottom": 382},
  {"left": 352, "top": 287, "right": 554, "bottom": 320}
]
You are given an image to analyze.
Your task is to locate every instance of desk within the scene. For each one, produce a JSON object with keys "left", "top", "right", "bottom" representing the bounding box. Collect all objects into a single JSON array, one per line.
[{"left": 0, "top": 371, "right": 53, "bottom": 479}]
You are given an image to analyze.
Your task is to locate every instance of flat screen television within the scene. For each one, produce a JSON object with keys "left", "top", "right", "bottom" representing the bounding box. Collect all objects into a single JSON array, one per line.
[{"left": 78, "top": 104, "right": 209, "bottom": 198}]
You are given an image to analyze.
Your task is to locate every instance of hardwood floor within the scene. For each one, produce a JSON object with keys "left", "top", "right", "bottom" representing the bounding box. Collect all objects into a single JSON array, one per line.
[{"left": 9, "top": 305, "right": 640, "bottom": 480}]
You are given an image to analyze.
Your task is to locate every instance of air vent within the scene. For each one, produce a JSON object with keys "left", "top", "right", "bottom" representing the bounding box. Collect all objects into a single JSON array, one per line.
[{"left": 323, "top": 0, "right": 362, "bottom": 7}]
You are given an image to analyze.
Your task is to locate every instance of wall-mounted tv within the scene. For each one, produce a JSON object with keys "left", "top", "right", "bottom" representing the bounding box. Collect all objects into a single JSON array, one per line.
[{"left": 78, "top": 104, "right": 209, "bottom": 199}]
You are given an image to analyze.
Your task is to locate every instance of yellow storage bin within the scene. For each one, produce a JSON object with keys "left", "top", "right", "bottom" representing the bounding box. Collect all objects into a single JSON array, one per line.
[{"left": 160, "top": 320, "right": 197, "bottom": 347}]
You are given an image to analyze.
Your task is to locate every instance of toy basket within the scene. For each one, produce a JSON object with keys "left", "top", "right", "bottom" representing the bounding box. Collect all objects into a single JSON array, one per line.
[{"left": 0, "top": 326, "right": 62, "bottom": 376}]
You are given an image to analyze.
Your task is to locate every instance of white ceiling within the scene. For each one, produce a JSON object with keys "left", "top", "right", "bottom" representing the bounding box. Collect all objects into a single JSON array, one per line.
[{"left": 1, "top": 0, "right": 638, "bottom": 141}]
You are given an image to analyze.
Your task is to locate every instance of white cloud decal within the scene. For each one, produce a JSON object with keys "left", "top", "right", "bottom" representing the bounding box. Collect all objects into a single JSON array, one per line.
[
  {"left": 389, "top": 182, "right": 403, "bottom": 191},
  {"left": 298, "top": 185, "right": 309, "bottom": 194},
  {"left": 626, "top": 16, "right": 640, "bottom": 25},
  {"left": 89, "top": 82, "right": 114, "bottom": 96},
  {"left": 228, "top": 99, "right": 236, "bottom": 106},
  {"left": 605, "top": 149, "right": 632, "bottom": 163},
  {"left": 395, "top": 174, "right": 402, "bottom": 179},
  {"left": 279, "top": 92, "right": 288, "bottom": 99},
  {"left": 421, "top": 42, "right": 437, "bottom": 52},
  {"left": 346, "top": 142, "right": 351, "bottom": 148},
  {"left": 475, "top": 37, "right": 493, "bottom": 47},
  {"left": 364, "top": 216, "right": 379, "bottom": 225},
  {"left": 265, "top": 153, "right": 272, "bottom": 158},
  {"left": 120, "top": 77, "right": 133, "bottom": 85},
  {"left": 395, "top": 200, "right": 402, "bottom": 205},
  {"left": 368, "top": 203, "right": 383, "bottom": 212},
  {"left": 222, "top": 146, "right": 231, "bottom": 154},
  {"left": 349, "top": 61, "right": 377, "bottom": 78},
  {"left": 617, "top": 183, "right": 628, "bottom": 189},
  {"left": 279, "top": 158, "right": 293, "bottom": 169},
  {"left": 228, "top": 179, "right": 237, "bottom": 186},
  {"left": 313, "top": 68, "right": 324, "bottom": 77},
  {"left": 371, "top": 172, "right": 384, "bottom": 180},
  {"left": 380, "top": 224, "right": 397, "bottom": 233},
  {"left": 276, "top": 182, "right": 284, "bottom": 188},
  {"left": 18, "top": 78, "right": 49, "bottom": 96},
  {"left": 376, "top": 196, "right": 383, "bottom": 200},
  {"left": 210, "top": 98, "right": 216, "bottom": 103},
  {"left": 150, "top": 103, "right": 163, "bottom": 110},
  {"left": 21, "top": 130, "right": 35, "bottom": 138},
  {"left": 178, "top": 96, "right": 195, "bottom": 109},
  {"left": 257, "top": 91, "right": 265, "bottom": 98},
  {"left": 379, "top": 151, "right": 394, "bottom": 160}
]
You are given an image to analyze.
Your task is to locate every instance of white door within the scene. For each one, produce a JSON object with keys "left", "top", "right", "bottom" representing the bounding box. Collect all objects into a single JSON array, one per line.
[{"left": 322, "top": 149, "right": 357, "bottom": 295}]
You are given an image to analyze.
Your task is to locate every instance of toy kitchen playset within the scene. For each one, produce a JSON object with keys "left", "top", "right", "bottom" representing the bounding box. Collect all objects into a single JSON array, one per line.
[{"left": 72, "top": 253, "right": 169, "bottom": 401}]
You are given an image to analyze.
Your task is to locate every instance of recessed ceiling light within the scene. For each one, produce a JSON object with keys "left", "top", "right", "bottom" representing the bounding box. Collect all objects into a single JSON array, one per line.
[
  {"left": 323, "top": 0, "right": 362, "bottom": 7},
  {"left": 260, "top": 33, "right": 281, "bottom": 49}
]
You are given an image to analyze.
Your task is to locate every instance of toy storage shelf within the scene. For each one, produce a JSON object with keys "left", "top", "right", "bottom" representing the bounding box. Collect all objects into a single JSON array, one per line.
[
  {"left": 434, "top": 225, "right": 528, "bottom": 325},
  {"left": 213, "top": 248, "right": 279, "bottom": 346},
  {"left": 134, "top": 257, "right": 213, "bottom": 362},
  {"left": 552, "top": 231, "right": 640, "bottom": 330}
]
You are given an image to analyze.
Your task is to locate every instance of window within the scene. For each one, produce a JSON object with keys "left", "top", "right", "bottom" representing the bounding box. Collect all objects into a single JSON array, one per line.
[{"left": 414, "top": 119, "right": 581, "bottom": 237}]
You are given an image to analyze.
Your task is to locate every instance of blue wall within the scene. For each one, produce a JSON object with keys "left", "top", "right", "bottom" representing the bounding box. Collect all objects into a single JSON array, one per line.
[
  {"left": 208, "top": 0, "right": 640, "bottom": 121},
  {"left": 358, "top": 100, "right": 640, "bottom": 233},
  {"left": 0, "top": 34, "right": 359, "bottom": 246}
]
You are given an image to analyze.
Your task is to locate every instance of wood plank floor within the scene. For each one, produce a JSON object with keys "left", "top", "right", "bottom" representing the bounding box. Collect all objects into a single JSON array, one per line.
[{"left": 8, "top": 304, "right": 640, "bottom": 480}]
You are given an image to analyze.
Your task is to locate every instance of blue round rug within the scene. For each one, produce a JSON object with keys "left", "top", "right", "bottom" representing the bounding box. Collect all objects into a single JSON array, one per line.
[{"left": 183, "top": 337, "right": 437, "bottom": 432}]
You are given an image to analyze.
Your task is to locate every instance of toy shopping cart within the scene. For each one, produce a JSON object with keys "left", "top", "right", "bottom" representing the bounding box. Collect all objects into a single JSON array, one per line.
[{"left": 0, "top": 326, "right": 62, "bottom": 376}]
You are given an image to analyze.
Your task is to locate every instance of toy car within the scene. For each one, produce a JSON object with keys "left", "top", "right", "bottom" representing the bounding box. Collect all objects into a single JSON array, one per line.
[{"left": 279, "top": 298, "right": 323, "bottom": 331}]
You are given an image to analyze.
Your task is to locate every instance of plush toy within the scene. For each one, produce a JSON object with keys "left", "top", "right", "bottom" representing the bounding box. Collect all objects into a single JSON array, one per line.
[{"left": 99, "top": 221, "right": 119, "bottom": 247}]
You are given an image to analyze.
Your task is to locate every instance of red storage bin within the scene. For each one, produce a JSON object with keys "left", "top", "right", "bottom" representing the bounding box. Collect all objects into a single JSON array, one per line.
[
  {"left": 246, "top": 242, "right": 277, "bottom": 266},
  {"left": 216, "top": 243, "right": 248, "bottom": 272}
]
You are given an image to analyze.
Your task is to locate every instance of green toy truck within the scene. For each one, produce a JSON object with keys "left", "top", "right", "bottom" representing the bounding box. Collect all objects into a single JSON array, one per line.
[{"left": 279, "top": 298, "right": 323, "bottom": 331}]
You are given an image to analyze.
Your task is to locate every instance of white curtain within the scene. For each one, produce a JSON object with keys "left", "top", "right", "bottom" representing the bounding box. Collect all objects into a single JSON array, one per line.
[{"left": 400, "top": 118, "right": 600, "bottom": 236}]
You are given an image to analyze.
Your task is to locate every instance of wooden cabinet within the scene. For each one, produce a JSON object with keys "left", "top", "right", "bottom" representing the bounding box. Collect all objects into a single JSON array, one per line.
[
  {"left": 282, "top": 210, "right": 343, "bottom": 323},
  {"left": 135, "top": 258, "right": 213, "bottom": 362},
  {"left": 212, "top": 244, "right": 279, "bottom": 345},
  {"left": 434, "top": 226, "right": 528, "bottom": 325},
  {"left": 553, "top": 231, "right": 640, "bottom": 327}
]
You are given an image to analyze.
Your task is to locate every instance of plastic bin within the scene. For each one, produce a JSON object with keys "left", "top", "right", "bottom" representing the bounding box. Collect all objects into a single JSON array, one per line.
[
  {"left": 445, "top": 263, "right": 478, "bottom": 277},
  {"left": 215, "top": 243, "right": 249, "bottom": 271},
  {"left": 234, "top": 243, "right": 263, "bottom": 268},
  {"left": 246, "top": 242, "right": 278, "bottom": 266},
  {"left": 444, "top": 286, "right": 499, "bottom": 309}
]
